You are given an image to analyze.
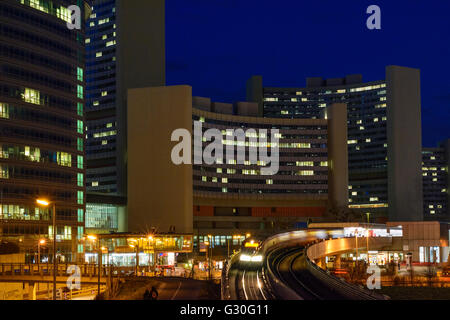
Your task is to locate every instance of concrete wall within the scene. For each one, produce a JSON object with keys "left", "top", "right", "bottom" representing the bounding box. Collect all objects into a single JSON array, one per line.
[
  {"left": 116, "top": 0, "right": 166, "bottom": 197},
  {"left": 387, "top": 221, "right": 445, "bottom": 262},
  {"left": 246, "top": 75, "right": 264, "bottom": 117},
  {"left": 386, "top": 66, "right": 423, "bottom": 221},
  {"left": 127, "top": 86, "right": 193, "bottom": 233},
  {"left": 326, "top": 103, "right": 349, "bottom": 209},
  {"left": 443, "top": 139, "right": 450, "bottom": 219}
]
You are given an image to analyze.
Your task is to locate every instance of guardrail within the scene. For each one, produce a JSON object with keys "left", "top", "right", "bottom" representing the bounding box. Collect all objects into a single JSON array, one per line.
[
  {"left": 221, "top": 252, "right": 239, "bottom": 300},
  {"left": 0, "top": 263, "right": 134, "bottom": 277},
  {"left": 258, "top": 230, "right": 391, "bottom": 300},
  {"left": 58, "top": 285, "right": 107, "bottom": 300},
  {"left": 264, "top": 247, "right": 302, "bottom": 300},
  {"left": 304, "top": 243, "right": 389, "bottom": 300}
]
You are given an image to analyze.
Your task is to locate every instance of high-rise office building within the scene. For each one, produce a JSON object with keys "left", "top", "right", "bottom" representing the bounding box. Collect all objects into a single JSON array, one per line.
[
  {"left": 248, "top": 66, "right": 424, "bottom": 222},
  {"left": 0, "top": 0, "right": 91, "bottom": 261},
  {"left": 84, "top": 0, "right": 165, "bottom": 233},
  {"left": 422, "top": 139, "right": 449, "bottom": 221}
]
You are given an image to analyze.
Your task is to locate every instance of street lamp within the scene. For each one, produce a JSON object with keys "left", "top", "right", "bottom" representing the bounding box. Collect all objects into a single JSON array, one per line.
[
  {"left": 129, "top": 240, "right": 139, "bottom": 276},
  {"left": 38, "top": 239, "right": 46, "bottom": 265},
  {"left": 36, "top": 198, "right": 57, "bottom": 300},
  {"left": 87, "top": 235, "right": 101, "bottom": 295}
]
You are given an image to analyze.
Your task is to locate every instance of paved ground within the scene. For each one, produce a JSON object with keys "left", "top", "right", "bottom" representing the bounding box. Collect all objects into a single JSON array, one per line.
[{"left": 112, "top": 277, "right": 220, "bottom": 300}]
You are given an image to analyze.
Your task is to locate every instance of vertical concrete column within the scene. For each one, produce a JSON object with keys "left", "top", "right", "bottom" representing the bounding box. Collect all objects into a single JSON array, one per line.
[
  {"left": 326, "top": 103, "right": 349, "bottom": 210},
  {"left": 335, "top": 255, "right": 342, "bottom": 269},
  {"left": 386, "top": 65, "right": 423, "bottom": 221},
  {"left": 28, "top": 282, "right": 37, "bottom": 300}
]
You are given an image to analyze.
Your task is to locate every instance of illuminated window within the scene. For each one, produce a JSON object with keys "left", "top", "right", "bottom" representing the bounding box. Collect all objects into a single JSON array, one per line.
[
  {"left": 266, "top": 179, "right": 273, "bottom": 185},
  {"left": 93, "top": 131, "right": 116, "bottom": 138},
  {"left": 77, "top": 67, "right": 83, "bottom": 82},
  {"left": 77, "top": 191, "right": 84, "bottom": 205},
  {"left": 77, "top": 103, "right": 83, "bottom": 116},
  {"left": 352, "top": 192, "right": 357, "bottom": 196},
  {"left": 77, "top": 138, "right": 83, "bottom": 151},
  {"left": 96, "top": 52, "right": 102, "bottom": 58},
  {"left": 92, "top": 181, "right": 98, "bottom": 187},
  {"left": 320, "top": 161, "right": 328, "bottom": 167},
  {"left": 202, "top": 176, "right": 207, "bottom": 182},
  {"left": 217, "top": 168, "right": 222, "bottom": 173},
  {"left": 0, "top": 103, "right": 9, "bottom": 119},
  {"left": 77, "top": 85, "right": 83, "bottom": 99},
  {"left": 374, "top": 118, "right": 379, "bottom": 122},
  {"left": 298, "top": 170, "right": 314, "bottom": 176},
  {"left": 212, "top": 177, "right": 217, "bottom": 183},
  {"left": 222, "top": 188, "right": 228, "bottom": 193},
  {"left": 296, "top": 161, "right": 313, "bottom": 167},
  {"left": 77, "top": 155, "right": 83, "bottom": 169},
  {"left": 366, "top": 138, "right": 371, "bottom": 143},
  {"left": 221, "top": 178, "right": 228, "bottom": 183},
  {"left": 370, "top": 197, "right": 379, "bottom": 202},
  {"left": 101, "top": 91, "right": 108, "bottom": 97},
  {"left": 348, "top": 140, "right": 357, "bottom": 144},
  {"left": 77, "top": 173, "right": 83, "bottom": 187},
  {"left": 77, "top": 120, "right": 84, "bottom": 134},
  {"left": 78, "top": 209, "right": 84, "bottom": 223},
  {"left": 57, "top": 152, "right": 72, "bottom": 167},
  {"left": 23, "top": 88, "right": 41, "bottom": 105},
  {"left": 0, "top": 165, "right": 9, "bottom": 179}
]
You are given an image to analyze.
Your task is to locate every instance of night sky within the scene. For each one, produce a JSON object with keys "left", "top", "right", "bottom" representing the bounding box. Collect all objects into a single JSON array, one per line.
[{"left": 166, "top": 0, "right": 450, "bottom": 147}]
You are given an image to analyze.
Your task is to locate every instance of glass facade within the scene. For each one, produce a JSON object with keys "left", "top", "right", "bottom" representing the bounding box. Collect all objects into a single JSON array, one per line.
[
  {"left": 85, "top": 0, "right": 118, "bottom": 194},
  {"left": 0, "top": 0, "right": 90, "bottom": 260},
  {"left": 260, "top": 77, "right": 389, "bottom": 218},
  {"left": 86, "top": 203, "right": 118, "bottom": 231},
  {"left": 422, "top": 146, "right": 448, "bottom": 219}
]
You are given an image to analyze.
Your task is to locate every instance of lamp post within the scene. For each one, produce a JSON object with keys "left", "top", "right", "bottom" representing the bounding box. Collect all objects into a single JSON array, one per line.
[
  {"left": 87, "top": 235, "right": 101, "bottom": 295},
  {"left": 38, "top": 239, "right": 46, "bottom": 266},
  {"left": 36, "top": 199, "right": 57, "bottom": 300},
  {"left": 207, "top": 235, "right": 213, "bottom": 280}
]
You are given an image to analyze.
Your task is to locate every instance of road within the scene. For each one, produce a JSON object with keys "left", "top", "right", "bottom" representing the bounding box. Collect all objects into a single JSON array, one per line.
[{"left": 113, "top": 277, "right": 220, "bottom": 300}]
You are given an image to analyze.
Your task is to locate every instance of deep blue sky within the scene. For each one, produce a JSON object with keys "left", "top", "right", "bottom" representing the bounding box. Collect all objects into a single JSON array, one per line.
[{"left": 166, "top": 0, "right": 449, "bottom": 147}]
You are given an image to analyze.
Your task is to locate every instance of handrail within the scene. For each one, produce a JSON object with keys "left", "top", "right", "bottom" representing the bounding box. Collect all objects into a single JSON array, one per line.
[
  {"left": 264, "top": 246, "right": 303, "bottom": 300},
  {"left": 304, "top": 243, "right": 389, "bottom": 300}
]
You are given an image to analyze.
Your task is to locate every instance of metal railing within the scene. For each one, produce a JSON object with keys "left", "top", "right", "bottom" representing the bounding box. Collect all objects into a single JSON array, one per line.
[{"left": 304, "top": 244, "right": 389, "bottom": 300}]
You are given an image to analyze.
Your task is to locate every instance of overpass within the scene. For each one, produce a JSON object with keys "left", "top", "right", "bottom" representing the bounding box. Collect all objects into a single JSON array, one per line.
[
  {"left": 0, "top": 263, "right": 118, "bottom": 300},
  {"left": 222, "top": 229, "right": 392, "bottom": 300}
]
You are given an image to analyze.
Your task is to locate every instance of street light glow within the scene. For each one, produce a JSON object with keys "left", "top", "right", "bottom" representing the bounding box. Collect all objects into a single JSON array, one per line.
[
  {"left": 39, "top": 239, "right": 46, "bottom": 245},
  {"left": 87, "top": 235, "right": 97, "bottom": 241},
  {"left": 36, "top": 199, "right": 50, "bottom": 206}
]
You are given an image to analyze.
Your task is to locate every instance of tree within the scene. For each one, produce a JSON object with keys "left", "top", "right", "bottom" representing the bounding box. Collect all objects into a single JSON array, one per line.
[
  {"left": 0, "top": 241, "right": 20, "bottom": 255},
  {"left": 326, "top": 205, "right": 362, "bottom": 222}
]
